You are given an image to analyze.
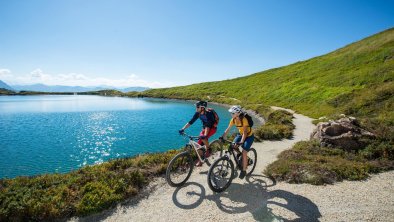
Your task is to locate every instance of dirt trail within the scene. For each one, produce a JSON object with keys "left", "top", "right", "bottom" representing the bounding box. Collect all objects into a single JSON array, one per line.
[{"left": 70, "top": 108, "right": 394, "bottom": 222}]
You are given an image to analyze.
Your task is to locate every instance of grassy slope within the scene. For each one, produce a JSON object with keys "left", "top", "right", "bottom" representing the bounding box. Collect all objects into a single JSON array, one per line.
[{"left": 141, "top": 28, "right": 394, "bottom": 124}]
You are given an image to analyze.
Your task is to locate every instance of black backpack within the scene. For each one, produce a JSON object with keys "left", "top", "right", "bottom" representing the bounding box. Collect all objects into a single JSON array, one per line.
[
  {"left": 242, "top": 113, "right": 254, "bottom": 128},
  {"left": 206, "top": 108, "right": 220, "bottom": 128},
  {"left": 233, "top": 112, "right": 254, "bottom": 128}
]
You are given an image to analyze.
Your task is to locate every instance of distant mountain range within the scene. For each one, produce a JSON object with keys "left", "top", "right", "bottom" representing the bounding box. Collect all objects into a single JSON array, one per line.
[
  {"left": 0, "top": 80, "right": 15, "bottom": 91},
  {"left": 3, "top": 83, "right": 149, "bottom": 93}
]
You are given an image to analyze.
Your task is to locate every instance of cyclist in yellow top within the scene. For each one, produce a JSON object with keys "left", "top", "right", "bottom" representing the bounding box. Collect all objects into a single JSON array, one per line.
[{"left": 220, "top": 105, "right": 254, "bottom": 179}]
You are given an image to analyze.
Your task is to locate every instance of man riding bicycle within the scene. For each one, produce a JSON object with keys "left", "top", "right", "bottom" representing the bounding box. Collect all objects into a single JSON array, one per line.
[
  {"left": 220, "top": 105, "right": 254, "bottom": 179},
  {"left": 179, "top": 101, "right": 218, "bottom": 166}
]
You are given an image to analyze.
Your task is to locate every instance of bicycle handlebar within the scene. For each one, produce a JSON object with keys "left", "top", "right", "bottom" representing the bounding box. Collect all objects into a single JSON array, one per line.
[
  {"left": 179, "top": 132, "right": 200, "bottom": 140},
  {"left": 220, "top": 138, "right": 244, "bottom": 146},
  {"left": 219, "top": 139, "right": 233, "bottom": 143},
  {"left": 219, "top": 137, "right": 234, "bottom": 144}
]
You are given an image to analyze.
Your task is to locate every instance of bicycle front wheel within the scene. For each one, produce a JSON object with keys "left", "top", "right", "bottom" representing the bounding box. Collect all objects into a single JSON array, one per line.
[
  {"left": 207, "top": 156, "right": 234, "bottom": 193},
  {"left": 166, "top": 151, "right": 194, "bottom": 187}
]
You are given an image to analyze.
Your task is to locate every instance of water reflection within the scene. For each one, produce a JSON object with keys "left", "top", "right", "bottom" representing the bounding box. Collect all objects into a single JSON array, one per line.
[{"left": 73, "top": 112, "right": 125, "bottom": 167}]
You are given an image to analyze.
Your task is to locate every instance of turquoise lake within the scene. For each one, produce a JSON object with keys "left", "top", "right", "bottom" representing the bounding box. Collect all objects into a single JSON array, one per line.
[{"left": 0, "top": 95, "right": 242, "bottom": 179}]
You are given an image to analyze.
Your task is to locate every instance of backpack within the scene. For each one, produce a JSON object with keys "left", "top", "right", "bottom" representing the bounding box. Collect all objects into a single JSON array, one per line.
[
  {"left": 233, "top": 112, "right": 253, "bottom": 128},
  {"left": 244, "top": 113, "right": 254, "bottom": 127},
  {"left": 206, "top": 108, "right": 220, "bottom": 128}
]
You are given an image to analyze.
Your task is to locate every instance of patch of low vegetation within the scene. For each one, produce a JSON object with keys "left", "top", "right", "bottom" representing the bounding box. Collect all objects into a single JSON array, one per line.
[
  {"left": 254, "top": 110, "right": 295, "bottom": 140},
  {"left": 0, "top": 150, "right": 179, "bottom": 221},
  {"left": 265, "top": 138, "right": 394, "bottom": 185}
]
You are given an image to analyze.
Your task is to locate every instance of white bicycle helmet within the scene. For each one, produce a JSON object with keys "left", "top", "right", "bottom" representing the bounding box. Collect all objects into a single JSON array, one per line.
[{"left": 228, "top": 105, "right": 242, "bottom": 113}]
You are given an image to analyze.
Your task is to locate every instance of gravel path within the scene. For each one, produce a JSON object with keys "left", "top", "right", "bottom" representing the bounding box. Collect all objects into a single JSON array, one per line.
[{"left": 70, "top": 108, "right": 394, "bottom": 222}]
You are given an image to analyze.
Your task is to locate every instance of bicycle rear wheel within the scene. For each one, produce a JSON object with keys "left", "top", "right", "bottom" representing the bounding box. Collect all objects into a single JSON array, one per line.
[
  {"left": 166, "top": 151, "right": 194, "bottom": 187},
  {"left": 207, "top": 156, "right": 234, "bottom": 193},
  {"left": 245, "top": 148, "right": 257, "bottom": 176}
]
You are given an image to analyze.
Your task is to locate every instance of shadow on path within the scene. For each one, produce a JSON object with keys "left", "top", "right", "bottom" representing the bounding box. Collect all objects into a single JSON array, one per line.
[
  {"left": 171, "top": 174, "right": 321, "bottom": 221},
  {"left": 172, "top": 182, "right": 206, "bottom": 209}
]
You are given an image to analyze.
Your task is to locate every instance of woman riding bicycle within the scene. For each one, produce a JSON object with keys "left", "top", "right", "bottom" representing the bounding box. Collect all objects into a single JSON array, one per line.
[
  {"left": 179, "top": 101, "right": 218, "bottom": 166},
  {"left": 220, "top": 105, "right": 254, "bottom": 179}
]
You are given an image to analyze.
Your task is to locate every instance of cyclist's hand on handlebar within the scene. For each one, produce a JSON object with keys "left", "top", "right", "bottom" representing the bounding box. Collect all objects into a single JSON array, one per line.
[
  {"left": 178, "top": 129, "right": 184, "bottom": 135},
  {"left": 233, "top": 142, "right": 243, "bottom": 148}
]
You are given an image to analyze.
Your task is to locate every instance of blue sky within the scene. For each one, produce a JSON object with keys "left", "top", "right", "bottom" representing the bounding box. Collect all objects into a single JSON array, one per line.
[{"left": 0, "top": 0, "right": 393, "bottom": 88}]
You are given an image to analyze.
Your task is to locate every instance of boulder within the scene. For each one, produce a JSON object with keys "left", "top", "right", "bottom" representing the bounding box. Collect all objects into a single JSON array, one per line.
[{"left": 310, "top": 117, "right": 375, "bottom": 151}]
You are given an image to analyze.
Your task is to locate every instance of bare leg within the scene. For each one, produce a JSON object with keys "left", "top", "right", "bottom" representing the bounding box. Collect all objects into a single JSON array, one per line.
[
  {"left": 202, "top": 138, "right": 209, "bottom": 149},
  {"left": 242, "top": 149, "right": 247, "bottom": 171}
]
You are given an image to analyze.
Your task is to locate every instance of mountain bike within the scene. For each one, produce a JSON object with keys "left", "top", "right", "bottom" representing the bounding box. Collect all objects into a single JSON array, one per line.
[
  {"left": 165, "top": 132, "right": 224, "bottom": 187},
  {"left": 207, "top": 138, "right": 257, "bottom": 193}
]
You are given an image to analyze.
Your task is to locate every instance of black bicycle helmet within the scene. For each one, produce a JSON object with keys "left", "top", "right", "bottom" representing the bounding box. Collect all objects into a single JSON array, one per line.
[{"left": 195, "top": 101, "right": 207, "bottom": 108}]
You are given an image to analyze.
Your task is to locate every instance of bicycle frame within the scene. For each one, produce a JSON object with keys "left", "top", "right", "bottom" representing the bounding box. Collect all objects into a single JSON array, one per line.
[
  {"left": 182, "top": 133, "right": 207, "bottom": 162},
  {"left": 221, "top": 139, "right": 243, "bottom": 169}
]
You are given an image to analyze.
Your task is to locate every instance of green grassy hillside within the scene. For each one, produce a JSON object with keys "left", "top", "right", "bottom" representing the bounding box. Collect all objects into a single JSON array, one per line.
[{"left": 139, "top": 28, "right": 394, "bottom": 131}]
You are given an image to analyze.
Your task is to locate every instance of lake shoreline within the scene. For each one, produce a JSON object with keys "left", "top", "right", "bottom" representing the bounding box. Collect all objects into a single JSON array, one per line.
[{"left": 0, "top": 95, "right": 237, "bottom": 179}]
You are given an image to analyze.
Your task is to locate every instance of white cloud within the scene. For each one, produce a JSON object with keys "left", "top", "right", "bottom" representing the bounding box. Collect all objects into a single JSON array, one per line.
[
  {"left": 8, "top": 69, "right": 174, "bottom": 88},
  {"left": 0, "top": 69, "right": 13, "bottom": 79},
  {"left": 29, "top": 69, "right": 53, "bottom": 81}
]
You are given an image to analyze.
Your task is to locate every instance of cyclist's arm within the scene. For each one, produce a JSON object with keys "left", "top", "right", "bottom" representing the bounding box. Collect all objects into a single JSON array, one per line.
[
  {"left": 188, "top": 112, "right": 199, "bottom": 125},
  {"left": 240, "top": 124, "right": 248, "bottom": 144},
  {"left": 221, "top": 122, "right": 233, "bottom": 138},
  {"left": 182, "top": 112, "right": 199, "bottom": 130},
  {"left": 181, "top": 123, "right": 191, "bottom": 131},
  {"left": 203, "top": 127, "right": 210, "bottom": 137}
]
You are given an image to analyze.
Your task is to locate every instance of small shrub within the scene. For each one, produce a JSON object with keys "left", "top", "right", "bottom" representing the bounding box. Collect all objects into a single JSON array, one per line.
[
  {"left": 267, "top": 110, "right": 294, "bottom": 125},
  {"left": 255, "top": 124, "right": 294, "bottom": 140},
  {"left": 254, "top": 110, "right": 295, "bottom": 140},
  {"left": 76, "top": 182, "right": 122, "bottom": 215},
  {"left": 360, "top": 141, "right": 394, "bottom": 160}
]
